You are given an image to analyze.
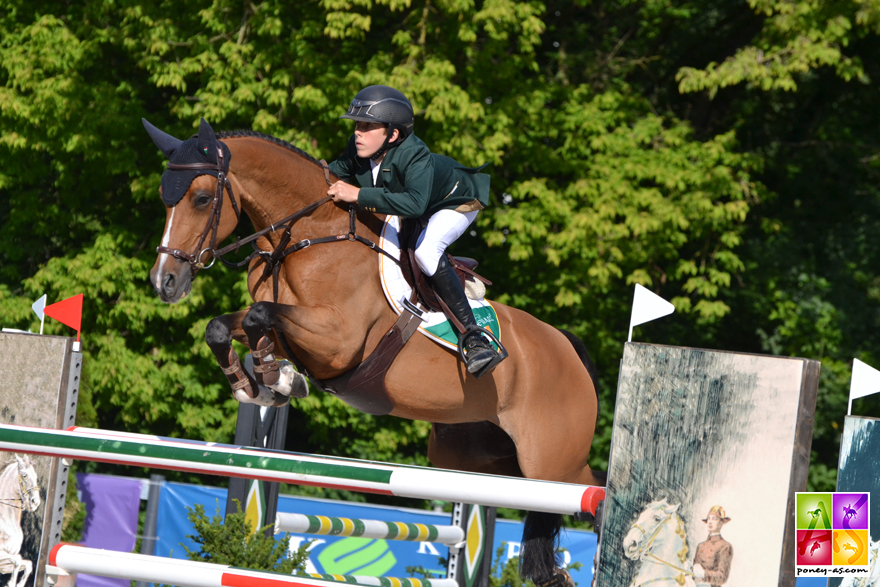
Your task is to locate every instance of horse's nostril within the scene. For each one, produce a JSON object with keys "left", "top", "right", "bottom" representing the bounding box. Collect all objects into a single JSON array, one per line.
[{"left": 163, "top": 273, "right": 176, "bottom": 294}]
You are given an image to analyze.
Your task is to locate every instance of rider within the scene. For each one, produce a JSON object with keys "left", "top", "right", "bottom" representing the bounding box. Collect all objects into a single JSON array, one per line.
[
  {"left": 693, "top": 505, "right": 733, "bottom": 587},
  {"left": 326, "top": 85, "right": 503, "bottom": 378}
]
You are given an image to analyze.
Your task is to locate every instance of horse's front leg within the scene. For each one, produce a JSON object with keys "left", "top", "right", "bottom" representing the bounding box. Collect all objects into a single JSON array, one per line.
[
  {"left": 241, "top": 302, "right": 313, "bottom": 397},
  {"left": 205, "top": 310, "right": 290, "bottom": 407},
  {"left": 15, "top": 559, "right": 29, "bottom": 587}
]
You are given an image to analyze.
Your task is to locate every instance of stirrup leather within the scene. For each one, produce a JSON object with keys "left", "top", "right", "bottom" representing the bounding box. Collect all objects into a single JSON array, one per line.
[{"left": 456, "top": 325, "right": 508, "bottom": 378}]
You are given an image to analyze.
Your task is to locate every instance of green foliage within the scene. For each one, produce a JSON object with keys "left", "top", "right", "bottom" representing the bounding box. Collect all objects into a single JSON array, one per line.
[
  {"left": 61, "top": 468, "right": 86, "bottom": 543},
  {"left": 181, "top": 500, "right": 309, "bottom": 572},
  {"left": 2, "top": 0, "right": 879, "bottom": 491}
]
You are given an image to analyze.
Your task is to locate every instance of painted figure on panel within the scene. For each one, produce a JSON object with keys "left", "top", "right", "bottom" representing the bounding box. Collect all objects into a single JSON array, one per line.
[
  {"left": 692, "top": 506, "right": 733, "bottom": 587},
  {"left": 0, "top": 455, "right": 40, "bottom": 587}
]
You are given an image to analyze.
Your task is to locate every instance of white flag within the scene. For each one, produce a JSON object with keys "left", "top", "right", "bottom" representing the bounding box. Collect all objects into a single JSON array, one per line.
[
  {"left": 31, "top": 294, "right": 47, "bottom": 335},
  {"left": 849, "top": 359, "right": 880, "bottom": 415},
  {"left": 628, "top": 284, "right": 675, "bottom": 342}
]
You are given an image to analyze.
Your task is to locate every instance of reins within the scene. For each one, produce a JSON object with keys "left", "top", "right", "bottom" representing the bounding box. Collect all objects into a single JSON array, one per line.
[
  {"left": 157, "top": 153, "right": 402, "bottom": 302},
  {"left": 629, "top": 513, "right": 694, "bottom": 583}
]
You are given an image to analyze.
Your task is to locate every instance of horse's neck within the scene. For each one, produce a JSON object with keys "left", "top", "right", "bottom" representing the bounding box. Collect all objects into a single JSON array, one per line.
[{"left": 0, "top": 464, "right": 22, "bottom": 524}]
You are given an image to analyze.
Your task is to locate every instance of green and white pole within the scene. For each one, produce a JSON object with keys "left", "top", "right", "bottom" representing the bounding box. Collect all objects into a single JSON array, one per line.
[{"left": 0, "top": 424, "right": 604, "bottom": 515}]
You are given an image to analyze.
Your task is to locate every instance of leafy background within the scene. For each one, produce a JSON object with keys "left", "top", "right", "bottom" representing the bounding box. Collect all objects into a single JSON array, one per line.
[{"left": 3, "top": 0, "right": 880, "bottom": 494}]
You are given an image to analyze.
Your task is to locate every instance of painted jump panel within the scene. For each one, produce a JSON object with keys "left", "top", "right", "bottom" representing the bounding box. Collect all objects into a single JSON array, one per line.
[
  {"left": 274, "top": 513, "right": 465, "bottom": 546},
  {"left": 594, "top": 343, "right": 819, "bottom": 587},
  {"left": 0, "top": 424, "right": 604, "bottom": 515},
  {"left": 47, "top": 544, "right": 457, "bottom": 587}
]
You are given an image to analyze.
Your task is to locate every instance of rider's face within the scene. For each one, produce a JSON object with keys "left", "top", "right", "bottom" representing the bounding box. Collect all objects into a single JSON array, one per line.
[
  {"left": 354, "top": 121, "right": 397, "bottom": 160},
  {"left": 706, "top": 514, "right": 722, "bottom": 533}
]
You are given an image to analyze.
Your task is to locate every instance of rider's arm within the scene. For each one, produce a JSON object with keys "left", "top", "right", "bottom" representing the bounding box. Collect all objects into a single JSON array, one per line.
[
  {"left": 327, "top": 135, "right": 359, "bottom": 183},
  {"left": 357, "top": 144, "right": 434, "bottom": 217}
]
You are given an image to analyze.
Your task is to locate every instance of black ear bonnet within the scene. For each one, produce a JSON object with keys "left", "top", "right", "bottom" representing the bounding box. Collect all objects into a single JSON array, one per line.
[{"left": 142, "top": 118, "right": 231, "bottom": 206}]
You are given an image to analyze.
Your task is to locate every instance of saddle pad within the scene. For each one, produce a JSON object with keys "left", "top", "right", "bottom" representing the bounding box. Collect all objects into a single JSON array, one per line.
[{"left": 378, "top": 216, "right": 500, "bottom": 351}]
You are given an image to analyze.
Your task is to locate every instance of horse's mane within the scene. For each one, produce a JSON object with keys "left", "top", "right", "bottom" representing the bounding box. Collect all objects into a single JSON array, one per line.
[{"left": 216, "top": 130, "right": 327, "bottom": 171}]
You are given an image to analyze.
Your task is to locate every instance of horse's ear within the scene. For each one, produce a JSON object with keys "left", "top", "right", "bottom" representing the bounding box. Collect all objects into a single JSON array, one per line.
[
  {"left": 197, "top": 118, "right": 218, "bottom": 164},
  {"left": 143, "top": 118, "right": 183, "bottom": 159}
]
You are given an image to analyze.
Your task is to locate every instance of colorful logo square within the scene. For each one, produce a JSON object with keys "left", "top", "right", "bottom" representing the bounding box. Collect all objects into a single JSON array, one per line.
[
  {"left": 832, "top": 493, "right": 869, "bottom": 530},
  {"left": 795, "top": 493, "right": 833, "bottom": 530},
  {"left": 796, "top": 529, "right": 832, "bottom": 565},
  {"left": 832, "top": 529, "right": 869, "bottom": 566}
]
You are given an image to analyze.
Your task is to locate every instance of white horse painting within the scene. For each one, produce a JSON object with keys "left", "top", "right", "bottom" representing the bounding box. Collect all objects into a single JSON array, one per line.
[
  {"left": 623, "top": 499, "right": 696, "bottom": 587},
  {"left": 0, "top": 455, "right": 41, "bottom": 587}
]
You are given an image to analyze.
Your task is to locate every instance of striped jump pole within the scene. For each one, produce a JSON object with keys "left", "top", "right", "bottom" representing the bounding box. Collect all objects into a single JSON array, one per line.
[
  {"left": 47, "top": 544, "right": 456, "bottom": 587},
  {"left": 0, "top": 424, "right": 604, "bottom": 515},
  {"left": 275, "top": 513, "right": 465, "bottom": 546}
]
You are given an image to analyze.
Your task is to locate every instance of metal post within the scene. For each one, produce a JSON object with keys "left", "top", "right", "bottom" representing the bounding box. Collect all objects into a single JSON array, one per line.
[{"left": 134, "top": 473, "right": 164, "bottom": 587}]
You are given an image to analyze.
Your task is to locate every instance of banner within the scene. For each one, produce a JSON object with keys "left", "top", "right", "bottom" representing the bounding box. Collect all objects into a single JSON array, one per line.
[{"left": 155, "top": 482, "right": 597, "bottom": 584}]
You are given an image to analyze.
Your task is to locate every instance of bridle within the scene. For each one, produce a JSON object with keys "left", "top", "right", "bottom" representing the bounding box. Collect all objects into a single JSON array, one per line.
[
  {"left": 628, "top": 511, "right": 693, "bottom": 585},
  {"left": 155, "top": 147, "right": 401, "bottom": 299},
  {"left": 156, "top": 148, "right": 242, "bottom": 276},
  {"left": 0, "top": 459, "right": 39, "bottom": 511}
]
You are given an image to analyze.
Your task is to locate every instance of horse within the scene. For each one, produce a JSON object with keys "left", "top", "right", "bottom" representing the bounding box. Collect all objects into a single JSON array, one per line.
[
  {"left": 0, "top": 455, "right": 40, "bottom": 587},
  {"left": 144, "top": 118, "right": 605, "bottom": 585},
  {"left": 622, "top": 499, "right": 695, "bottom": 587}
]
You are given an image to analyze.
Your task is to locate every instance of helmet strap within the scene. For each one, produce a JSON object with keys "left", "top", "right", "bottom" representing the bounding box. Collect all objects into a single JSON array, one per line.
[{"left": 370, "top": 126, "right": 401, "bottom": 161}]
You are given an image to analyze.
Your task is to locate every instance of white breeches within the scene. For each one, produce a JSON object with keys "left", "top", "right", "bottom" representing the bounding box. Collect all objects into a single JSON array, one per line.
[{"left": 414, "top": 209, "right": 479, "bottom": 276}]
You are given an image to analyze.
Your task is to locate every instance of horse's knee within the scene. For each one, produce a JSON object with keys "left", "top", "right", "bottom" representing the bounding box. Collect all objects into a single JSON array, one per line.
[
  {"left": 205, "top": 317, "right": 232, "bottom": 347},
  {"left": 242, "top": 302, "right": 273, "bottom": 331}
]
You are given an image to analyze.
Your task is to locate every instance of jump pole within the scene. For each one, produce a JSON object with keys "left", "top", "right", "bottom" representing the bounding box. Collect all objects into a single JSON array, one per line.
[
  {"left": 46, "top": 544, "right": 457, "bottom": 587},
  {"left": 0, "top": 424, "right": 604, "bottom": 515},
  {"left": 274, "top": 513, "right": 466, "bottom": 546}
]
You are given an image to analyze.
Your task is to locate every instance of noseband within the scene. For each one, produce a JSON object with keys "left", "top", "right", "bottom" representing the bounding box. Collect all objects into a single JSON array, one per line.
[{"left": 156, "top": 149, "right": 241, "bottom": 276}]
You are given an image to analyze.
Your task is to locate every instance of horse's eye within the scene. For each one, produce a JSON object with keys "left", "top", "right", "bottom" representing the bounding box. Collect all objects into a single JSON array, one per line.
[
  {"left": 193, "top": 193, "right": 212, "bottom": 207},
  {"left": 654, "top": 515, "right": 661, "bottom": 521}
]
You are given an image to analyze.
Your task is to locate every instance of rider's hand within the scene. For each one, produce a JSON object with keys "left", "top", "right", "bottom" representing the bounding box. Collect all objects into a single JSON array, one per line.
[
  {"left": 328, "top": 181, "right": 360, "bottom": 203},
  {"left": 693, "top": 564, "right": 705, "bottom": 579}
]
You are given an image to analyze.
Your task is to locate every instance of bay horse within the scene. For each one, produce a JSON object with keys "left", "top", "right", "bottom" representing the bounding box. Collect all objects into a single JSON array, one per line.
[{"left": 144, "top": 118, "right": 604, "bottom": 584}]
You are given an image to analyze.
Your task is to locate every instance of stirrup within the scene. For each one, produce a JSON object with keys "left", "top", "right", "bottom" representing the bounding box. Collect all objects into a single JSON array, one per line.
[{"left": 457, "top": 325, "right": 508, "bottom": 379}]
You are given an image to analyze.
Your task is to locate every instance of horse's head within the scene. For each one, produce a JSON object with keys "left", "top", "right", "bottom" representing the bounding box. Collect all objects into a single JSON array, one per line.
[
  {"left": 623, "top": 498, "right": 680, "bottom": 560},
  {"left": 144, "top": 118, "right": 240, "bottom": 303},
  {"left": 14, "top": 454, "right": 40, "bottom": 513}
]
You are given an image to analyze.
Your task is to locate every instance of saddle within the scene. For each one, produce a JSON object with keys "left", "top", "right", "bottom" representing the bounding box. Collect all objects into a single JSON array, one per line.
[
  {"left": 302, "top": 218, "right": 494, "bottom": 415},
  {"left": 396, "top": 217, "right": 492, "bottom": 332}
]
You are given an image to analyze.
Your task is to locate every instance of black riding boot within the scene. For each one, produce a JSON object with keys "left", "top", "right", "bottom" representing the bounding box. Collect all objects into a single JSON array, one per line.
[{"left": 428, "top": 256, "right": 499, "bottom": 376}]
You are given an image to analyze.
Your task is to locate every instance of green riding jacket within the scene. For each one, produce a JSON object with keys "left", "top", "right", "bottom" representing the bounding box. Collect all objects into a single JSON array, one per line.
[{"left": 328, "top": 133, "right": 490, "bottom": 218}]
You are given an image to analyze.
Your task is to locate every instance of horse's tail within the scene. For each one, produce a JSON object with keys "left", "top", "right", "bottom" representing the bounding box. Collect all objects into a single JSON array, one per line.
[
  {"left": 520, "top": 511, "right": 563, "bottom": 583},
  {"left": 558, "top": 329, "right": 600, "bottom": 426}
]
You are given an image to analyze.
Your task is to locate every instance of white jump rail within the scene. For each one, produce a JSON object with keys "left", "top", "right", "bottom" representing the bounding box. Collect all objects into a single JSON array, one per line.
[
  {"left": 0, "top": 424, "right": 604, "bottom": 515},
  {"left": 275, "top": 513, "right": 465, "bottom": 546},
  {"left": 46, "top": 544, "right": 457, "bottom": 587}
]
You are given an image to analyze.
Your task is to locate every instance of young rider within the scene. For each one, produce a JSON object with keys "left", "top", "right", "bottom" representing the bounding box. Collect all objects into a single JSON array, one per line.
[{"left": 327, "top": 85, "right": 503, "bottom": 378}]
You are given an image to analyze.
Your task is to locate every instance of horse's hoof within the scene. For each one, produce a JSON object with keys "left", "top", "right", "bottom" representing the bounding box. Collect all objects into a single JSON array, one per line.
[
  {"left": 252, "top": 336, "right": 281, "bottom": 386},
  {"left": 267, "top": 362, "right": 309, "bottom": 399},
  {"left": 233, "top": 385, "right": 289, "bottom": 407}
]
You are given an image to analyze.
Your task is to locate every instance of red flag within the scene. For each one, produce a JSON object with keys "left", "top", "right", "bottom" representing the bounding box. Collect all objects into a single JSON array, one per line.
[{"left": 44, "top": 294, "right": 83, "bottom": 341}]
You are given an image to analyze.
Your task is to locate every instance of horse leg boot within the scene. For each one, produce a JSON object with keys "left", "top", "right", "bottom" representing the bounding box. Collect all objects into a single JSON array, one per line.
[
  {"left": 428, "top": 256, "right": 500, "bottom": 377},
  {"left": 206, "top": 314, "right": 258, "bottom": 401}
]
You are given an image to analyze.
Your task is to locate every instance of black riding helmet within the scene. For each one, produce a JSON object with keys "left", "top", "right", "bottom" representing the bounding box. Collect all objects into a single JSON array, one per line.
[{"left": 341, "top": 85, "right": 414, "bottom": 159}]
